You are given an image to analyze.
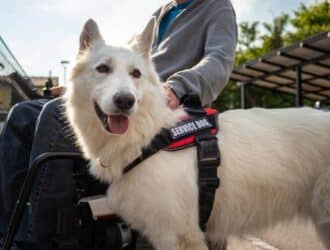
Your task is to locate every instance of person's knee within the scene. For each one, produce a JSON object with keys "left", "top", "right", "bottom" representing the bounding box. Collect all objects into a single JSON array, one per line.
[
  {"left": 33, "top": 97, "right": 73, "bottom": 148},
  {"left": 37, "top": 98, "right": 63, "bottom": 123},
  {"left": 6, "top": 100, "right": 44, "bottom": 129}
]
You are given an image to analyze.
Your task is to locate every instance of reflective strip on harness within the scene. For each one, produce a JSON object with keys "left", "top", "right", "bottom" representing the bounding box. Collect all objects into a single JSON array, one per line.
[
  {"left": 166, "top": 108, "right": 218, "bottom": 151},
  {"left": 167, "top": 128, "right": 217, "bottom": 150},
  {"left": 169, "top": 117, "right": 213, "bottom": 140}
]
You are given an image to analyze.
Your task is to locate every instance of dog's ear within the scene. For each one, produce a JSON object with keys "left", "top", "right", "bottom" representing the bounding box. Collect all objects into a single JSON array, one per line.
[
  {"left": 79, "top": 19, "right": 105, "bottom": 52},
  {"left": 131, "top": 18, "right": 156, "bottom": 59}
]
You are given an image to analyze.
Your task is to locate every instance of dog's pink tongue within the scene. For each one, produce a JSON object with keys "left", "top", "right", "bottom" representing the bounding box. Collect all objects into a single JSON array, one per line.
[{"left": 108, "top": 115, "right": 129, "bottom": 134}]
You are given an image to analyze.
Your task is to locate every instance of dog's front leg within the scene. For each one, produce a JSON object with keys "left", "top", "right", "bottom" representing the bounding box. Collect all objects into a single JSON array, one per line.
[
  {"left": 150, "top": 232, "right": 181, "bottom": 250},
  {"left": 149, "top": 230, "right": 208, "bottom": 250}
]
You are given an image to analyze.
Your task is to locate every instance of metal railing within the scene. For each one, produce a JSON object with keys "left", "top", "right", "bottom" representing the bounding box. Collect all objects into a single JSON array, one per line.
[{"left": 0, "top": 37, "right": 27, "bottom": 77}]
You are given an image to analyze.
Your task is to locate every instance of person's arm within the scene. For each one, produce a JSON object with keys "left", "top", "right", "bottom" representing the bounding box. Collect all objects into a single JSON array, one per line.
[
  {"left": 166, "top": 7, "right": 237, "bottom": 106},
  {"left": 50, "top": 86, "right": 66, "bottom": 97}
]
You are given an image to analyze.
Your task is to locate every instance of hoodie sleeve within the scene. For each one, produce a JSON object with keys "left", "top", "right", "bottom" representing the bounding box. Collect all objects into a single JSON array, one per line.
[{"left": 166, "top": 7, "right": 237, "bottom": 106}]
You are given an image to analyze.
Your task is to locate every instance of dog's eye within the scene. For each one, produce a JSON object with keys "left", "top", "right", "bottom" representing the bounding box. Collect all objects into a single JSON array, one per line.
[
  {"left": 131, "top": 68, "right": 141, "bottom": 79},
  {"left": 96, "top": 64, "right": 111, "bottom": 74}
]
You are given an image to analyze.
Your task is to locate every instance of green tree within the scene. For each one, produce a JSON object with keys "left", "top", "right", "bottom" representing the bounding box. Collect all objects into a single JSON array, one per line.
[
  {"left": 286, "top": 1, "right": 330, "bottom": 43},
  {"left": 261, "top": 14, "right": 290, "bottom": 53},
  {"left": 238, "top": 21, "right": 259, "bottom": 51},
  {"left": 215, "top": 0, "right": 329, "bottom": 111},
  {"left": 213, "top": 82, "right": 240, "bottom": 112},
  {"left": 236, "top": 21, "right": 263, "bottom": 65}
]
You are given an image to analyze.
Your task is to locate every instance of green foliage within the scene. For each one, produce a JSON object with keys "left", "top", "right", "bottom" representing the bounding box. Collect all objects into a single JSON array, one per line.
[
  {"left": 214, "top": 0, "right": 329, "bottom": 111},
  {"left": 246, "top": 86, "right": 295, "bottom": 108},
  {"left": 213, "top": 82, "right": 240, "bottom": 112},
  {"left": 261, "top": 14, "right": 290, "bottom": 53},
  {"left": 286, "top": 1, "right": 330, "bottom": 43},
  {"left": 238, "top": 21, "right": 259, "bottom": 51},
  {"left": 236, "top": 21, "right": 263, "bottom": 65}
]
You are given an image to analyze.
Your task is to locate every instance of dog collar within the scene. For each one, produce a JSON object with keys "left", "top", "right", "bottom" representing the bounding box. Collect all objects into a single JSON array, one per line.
[{"left": 99, "top": 158, "right": 111, "bottom": 168}]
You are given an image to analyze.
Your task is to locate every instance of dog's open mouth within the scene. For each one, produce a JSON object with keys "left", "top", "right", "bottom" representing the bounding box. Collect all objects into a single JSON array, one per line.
[{"left": 94, "top": 102, "right": 129, "bottom": 134}]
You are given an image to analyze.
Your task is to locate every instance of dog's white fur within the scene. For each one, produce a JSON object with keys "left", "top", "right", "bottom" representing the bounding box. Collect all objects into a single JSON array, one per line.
[{"left": 65, "top": 19, "right": 330, "bottom": 250}]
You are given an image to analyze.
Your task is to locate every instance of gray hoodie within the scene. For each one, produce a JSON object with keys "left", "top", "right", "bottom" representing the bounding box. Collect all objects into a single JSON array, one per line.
[{"left": 151, "top": 0, "right": 237, "bottom": 106}]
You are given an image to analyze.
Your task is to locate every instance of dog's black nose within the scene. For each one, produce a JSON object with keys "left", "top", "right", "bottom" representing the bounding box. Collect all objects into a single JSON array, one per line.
[{"left": 113, "top": 92, "right": 135, "bottom": 111}]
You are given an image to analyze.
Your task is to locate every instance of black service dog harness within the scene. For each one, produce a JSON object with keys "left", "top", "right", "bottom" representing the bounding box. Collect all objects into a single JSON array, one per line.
[{"left": 122, "top": 96, "right": 220, "bottom": 230}]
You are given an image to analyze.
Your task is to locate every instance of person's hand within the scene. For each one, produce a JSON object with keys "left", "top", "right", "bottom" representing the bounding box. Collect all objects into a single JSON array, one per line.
[
  {"left": 51, "top": 86, "right": 66, "bottom": 97},
  {"left": 164, "top": 87, "right": 180, "bottom": 110}
]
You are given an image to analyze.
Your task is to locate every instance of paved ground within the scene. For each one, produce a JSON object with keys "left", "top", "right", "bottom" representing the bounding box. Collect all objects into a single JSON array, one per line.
[
  {"left": 227, "top": 219, "right": 325, "bottom": 250},
  {"left": 137, "top": 219, "right": 325, "bottom": 250}
]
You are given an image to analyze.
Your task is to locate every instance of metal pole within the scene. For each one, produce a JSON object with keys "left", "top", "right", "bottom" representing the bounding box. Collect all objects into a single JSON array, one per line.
[
  {"left": 63, "top": 65, "right": 67, "bottom": 85},
  {"left": 239, "top": 82, "right": 247, "bottom": 109},
  {"left": 60, "top": 60, "right": 69, "bottom": 85},
  {"left": 295, "top": 66, "right": 303, "bottom": 107}
]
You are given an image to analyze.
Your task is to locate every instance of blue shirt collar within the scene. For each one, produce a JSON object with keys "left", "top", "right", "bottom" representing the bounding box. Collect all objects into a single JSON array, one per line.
[{"left": 175, "top": 0, "right": 194, "bottom": 10}]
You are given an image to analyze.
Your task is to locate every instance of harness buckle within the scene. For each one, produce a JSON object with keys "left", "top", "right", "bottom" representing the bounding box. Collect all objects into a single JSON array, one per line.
[
  {"left": 196, "top": 134, "right": 220, "bottom": 189},
  {"left": 196, "top": 135, "right": 220, "bottom": 166}
]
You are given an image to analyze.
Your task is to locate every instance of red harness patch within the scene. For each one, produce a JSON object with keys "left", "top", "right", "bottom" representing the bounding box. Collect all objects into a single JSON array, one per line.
[{"left": 166, "top": 108, "right": 219, "bottom": 150}]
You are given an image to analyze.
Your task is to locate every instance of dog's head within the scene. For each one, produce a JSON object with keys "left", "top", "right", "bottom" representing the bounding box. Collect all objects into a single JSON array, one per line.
[{"left": 69, "top": 18, "right": 160, "bottom": 135}]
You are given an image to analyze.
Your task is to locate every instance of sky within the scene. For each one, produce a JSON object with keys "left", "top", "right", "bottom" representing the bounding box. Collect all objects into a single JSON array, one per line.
[{"left": 0, "top": 0, "right": 316, "bottom": 84}]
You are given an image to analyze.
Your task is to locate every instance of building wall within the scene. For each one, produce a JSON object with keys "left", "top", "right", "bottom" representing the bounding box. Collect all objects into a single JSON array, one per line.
[
  {"left": 30, "top": 76, "right": 59, "bottom": 93},
  {"left": 0, "top": 83, "right": 12, "bottom": 110},
  {"left": 0, "top": 37, "right": 60, "bottom": 131},
  {"left": 0, "top": 81, "right": 12, "bottom": 131},
  {"left": 0, "top": 78, "right": 25, "bottom": 131}
]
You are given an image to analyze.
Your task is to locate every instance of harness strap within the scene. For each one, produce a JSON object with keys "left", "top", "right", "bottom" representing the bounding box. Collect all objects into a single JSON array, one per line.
[
  {"left": 196, "top": 132, "right": 220, "bottom": 231},
  {"left": 123, "top": 129, "right": 172, "bottom": 173},
  {"left": 183, "top": 95, "right": 221, "bottom": 230}
]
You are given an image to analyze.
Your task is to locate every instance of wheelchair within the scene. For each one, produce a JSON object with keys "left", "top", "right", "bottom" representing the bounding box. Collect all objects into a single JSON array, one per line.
[{"left": 1, "top": 152, "right": 152, "bottom": 250}]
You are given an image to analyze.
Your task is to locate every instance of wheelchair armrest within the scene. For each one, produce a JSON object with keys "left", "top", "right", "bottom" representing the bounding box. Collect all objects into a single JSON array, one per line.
[{"left": 79, "top": 195, "right": 115, "bottom": 220}]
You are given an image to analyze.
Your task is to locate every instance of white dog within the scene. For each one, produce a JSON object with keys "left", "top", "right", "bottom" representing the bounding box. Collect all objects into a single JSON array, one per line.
[{"left": 65, "top": 19, "right": 330, "bottom": 250}]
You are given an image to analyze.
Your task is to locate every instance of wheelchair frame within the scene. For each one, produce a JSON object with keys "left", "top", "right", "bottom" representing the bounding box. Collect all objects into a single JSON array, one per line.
[{"left": 1, "top": 152, "right": 83, "bottom": 250}]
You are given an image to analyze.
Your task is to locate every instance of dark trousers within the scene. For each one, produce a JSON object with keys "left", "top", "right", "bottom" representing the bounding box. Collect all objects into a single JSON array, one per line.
[{"left": 0, "top": 98, "right": 78, "bottom": 250}]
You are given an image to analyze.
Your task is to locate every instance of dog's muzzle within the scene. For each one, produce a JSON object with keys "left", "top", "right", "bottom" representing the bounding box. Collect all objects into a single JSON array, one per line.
[{"left": 94, "top": 101, "right": 130, "bottom": 134}]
